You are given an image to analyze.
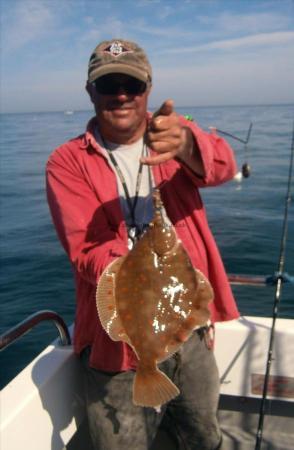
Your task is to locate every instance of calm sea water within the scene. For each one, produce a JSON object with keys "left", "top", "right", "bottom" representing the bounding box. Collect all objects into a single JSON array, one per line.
[{"left": 0, "top": 104, "right": 293, "bottom": 388}]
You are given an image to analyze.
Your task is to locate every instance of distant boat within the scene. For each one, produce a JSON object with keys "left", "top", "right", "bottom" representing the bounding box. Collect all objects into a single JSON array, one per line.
[{"left": 64, "top": 110, "right": 74, "bottom": 115}]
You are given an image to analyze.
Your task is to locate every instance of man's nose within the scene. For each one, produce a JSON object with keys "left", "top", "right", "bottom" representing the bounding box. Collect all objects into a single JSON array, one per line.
[{"left": 115, "top": 86, "right": 131, "bottom": 101}]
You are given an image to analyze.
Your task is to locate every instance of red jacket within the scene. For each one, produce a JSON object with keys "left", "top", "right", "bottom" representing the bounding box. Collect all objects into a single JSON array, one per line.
[{"left": 46, "top": 116, "right": 239, "bottom": 371}]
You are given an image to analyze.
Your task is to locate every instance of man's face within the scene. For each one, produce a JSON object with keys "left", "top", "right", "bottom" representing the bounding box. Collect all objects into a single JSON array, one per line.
[{"left": 88, "top": 73, "right": 150, "bottom": 144}]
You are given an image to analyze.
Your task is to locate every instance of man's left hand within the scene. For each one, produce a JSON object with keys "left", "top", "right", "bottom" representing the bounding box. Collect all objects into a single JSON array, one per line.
[{"left": 142, "top": 99, "right": 192, "bottom": 165}]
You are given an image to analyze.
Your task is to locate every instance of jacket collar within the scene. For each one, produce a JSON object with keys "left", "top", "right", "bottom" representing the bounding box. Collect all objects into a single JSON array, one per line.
[
  {"left": 82, "top": 113, "right": 153, "bottom": 153},
  {"left": 81, "top": 116, "right": 102, "bottom": 153}
]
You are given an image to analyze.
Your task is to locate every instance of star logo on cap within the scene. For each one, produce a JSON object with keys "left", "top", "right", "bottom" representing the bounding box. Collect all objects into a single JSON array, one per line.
[{"left": 103, "top": 41, "right": 133, "bottom": 57}]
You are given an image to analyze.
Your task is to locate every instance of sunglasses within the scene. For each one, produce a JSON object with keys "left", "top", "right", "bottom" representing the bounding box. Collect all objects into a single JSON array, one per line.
[{"left": 94, "top": 75, "right": 147, "bottom": 96}]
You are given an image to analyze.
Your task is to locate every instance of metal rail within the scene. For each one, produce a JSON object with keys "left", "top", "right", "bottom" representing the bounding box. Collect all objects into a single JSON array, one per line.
[
  {"left": 228, "top": 274, "right": 266, "bottom": 286},
  {"left": 0, "top": 310, "right": 71, "bottom": 351},
  {"left": 228, "top": 272, "right": 293, "bottom": 287},
  {"left": 0, "top": 272, "right": 292, "bottom": 352}
]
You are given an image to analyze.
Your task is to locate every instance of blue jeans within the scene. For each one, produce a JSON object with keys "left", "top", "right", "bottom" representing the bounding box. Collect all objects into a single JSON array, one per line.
[{"left": 81, "top": 329, "right": 222, "bottom": 450}]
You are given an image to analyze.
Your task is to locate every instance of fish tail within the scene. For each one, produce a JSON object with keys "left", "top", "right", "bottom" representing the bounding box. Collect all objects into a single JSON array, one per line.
[{"left": 133, "top": 364, "right": 180, "bottom": 407}]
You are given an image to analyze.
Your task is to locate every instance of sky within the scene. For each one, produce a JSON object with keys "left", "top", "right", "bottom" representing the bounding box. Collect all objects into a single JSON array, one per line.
[{"left": 0, "top": 0, "right": 294, "bottom": 113}]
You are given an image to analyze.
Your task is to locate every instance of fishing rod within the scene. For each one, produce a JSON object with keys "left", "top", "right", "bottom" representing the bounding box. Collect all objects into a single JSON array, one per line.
[
  {"left": 212, "top": 122, "right": 253, "bottom": 145},
  {"left": 209, "top": 122, "right": 253, "bottom": 178},
  {"left": 184, "top": 115, "right": 253, "bottom": 179},
  {"left": 210, "top": 120, "right": 293, "bottom": 289},
  {"left": 254, "top": 121, "right": 294, "bottom": 450}
]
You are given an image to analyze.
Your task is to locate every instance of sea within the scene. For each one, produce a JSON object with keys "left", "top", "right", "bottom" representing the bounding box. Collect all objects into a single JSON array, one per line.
[{"left": 0, "top": 104, "right": 293, "bottom": 389}]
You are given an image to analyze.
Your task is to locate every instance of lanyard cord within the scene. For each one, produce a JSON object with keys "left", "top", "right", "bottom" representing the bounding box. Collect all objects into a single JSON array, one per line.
[{"left": 101, "top": 136, "right": 146, "bottom": 228}]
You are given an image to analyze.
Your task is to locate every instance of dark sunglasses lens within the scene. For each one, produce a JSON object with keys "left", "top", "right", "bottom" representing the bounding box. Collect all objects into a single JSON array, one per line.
[
  {"left": 94, "top": 77, "right": 146, "bottom": 95},
  {"left": 125, "top": 79, "right": 147, "bottom": 95}
]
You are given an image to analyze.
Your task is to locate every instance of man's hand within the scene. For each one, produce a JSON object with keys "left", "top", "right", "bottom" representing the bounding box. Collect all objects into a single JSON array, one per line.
[
  {"left": 142, "top": 99, "right": 205, "bottom": 176},
  {"left": 142, "top": 99, "right": 188, "bottom": 165}
]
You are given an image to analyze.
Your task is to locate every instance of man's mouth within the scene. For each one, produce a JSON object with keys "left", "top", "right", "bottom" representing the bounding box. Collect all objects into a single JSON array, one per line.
[{"left": 107, "top": 102, "right": 133, "bottom": 111}]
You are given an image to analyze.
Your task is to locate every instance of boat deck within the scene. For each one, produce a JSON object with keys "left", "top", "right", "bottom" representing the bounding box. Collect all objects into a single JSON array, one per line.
[
  {"left": 2, "top": 317, "right": 294, "bottom": 450},
  {"left": 66, "top": 407, "right": 294, "bottom": 450}
]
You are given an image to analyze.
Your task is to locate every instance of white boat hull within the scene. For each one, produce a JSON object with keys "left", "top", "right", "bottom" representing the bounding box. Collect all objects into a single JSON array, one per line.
[{"left": 1, "top": 316, "right": 293, "bottom": 450}]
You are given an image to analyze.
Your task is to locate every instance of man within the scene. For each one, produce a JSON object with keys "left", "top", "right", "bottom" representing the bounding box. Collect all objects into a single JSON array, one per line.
[{"left": 46, "top": 39, "right": 239, "bottom": 450}]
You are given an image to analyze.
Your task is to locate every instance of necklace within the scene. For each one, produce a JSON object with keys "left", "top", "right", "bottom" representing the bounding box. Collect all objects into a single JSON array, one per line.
[{"left": 101, "top": 135, "right": 147, "bottom": 248}]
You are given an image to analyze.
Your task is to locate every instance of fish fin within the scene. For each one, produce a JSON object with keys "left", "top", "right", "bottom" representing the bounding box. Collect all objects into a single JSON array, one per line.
[
  {"left": 157, "top": 340, "right": 184, "bottom": 363},
  {"left": 133, "top": 365, "right": 179, "bottom": 407},
  {"left": 194, "top": 269, "right": 214, "bottom": 304},
  {"left": 191, "top": 268, "right": 213, "bottom": 326},
  {"left": 158, "top": 325, "right": 198, "bottom": 364},
  {"left": 96, "top": 257, "right": 130, "bottom": 343}
]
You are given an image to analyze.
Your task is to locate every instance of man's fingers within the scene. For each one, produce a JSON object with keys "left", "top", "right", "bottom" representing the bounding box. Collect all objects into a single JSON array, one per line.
[
  {"left": 147, "top": 128, "right": 181, "bottom": 143},
  {"left": 149, "top": 101, "right": 177, "bottom": 131},
  {"left": 153, "top": 99, "right": 174, "bottom": 118},
  {"left": 141, "top": 150, "right": 176, "bottom": 166},
  {"left": 146, "top": 99, "right": 183, "bottom": 166}
]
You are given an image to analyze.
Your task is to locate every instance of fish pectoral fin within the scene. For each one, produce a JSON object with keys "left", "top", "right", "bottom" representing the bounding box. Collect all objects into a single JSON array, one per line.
[
  {"left": 133, "top": 364, "right": 180, "bottom": 407},
  {"left": 194, "top": 268, "right": 214, "bottom": 305},
  {"left": 96, "top": 257, "right": 129, "bottom": 343}
]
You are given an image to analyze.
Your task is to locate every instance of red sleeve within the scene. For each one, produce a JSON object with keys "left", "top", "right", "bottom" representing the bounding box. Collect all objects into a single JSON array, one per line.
[
  {"left": 46, "top": 146, "right": 127, "bottom": 286},
  {"left": 179, "top": 116, "right": 238, "bottom": 187}
]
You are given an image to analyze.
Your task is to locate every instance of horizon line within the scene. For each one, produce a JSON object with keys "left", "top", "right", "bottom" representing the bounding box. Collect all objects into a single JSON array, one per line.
[{"left": 1, "top": 102, "right": 294, "bottom": 115}]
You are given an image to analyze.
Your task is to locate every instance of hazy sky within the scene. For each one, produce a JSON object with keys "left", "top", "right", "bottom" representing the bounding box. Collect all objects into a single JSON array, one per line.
[{"left": 1, "top": 0, "right": 294, "bottom": 113}]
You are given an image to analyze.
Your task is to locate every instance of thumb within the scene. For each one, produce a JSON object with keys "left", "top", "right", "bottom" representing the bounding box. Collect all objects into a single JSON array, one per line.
[{"left": 153, "top": 99, "right": 174, "bottom": 118}]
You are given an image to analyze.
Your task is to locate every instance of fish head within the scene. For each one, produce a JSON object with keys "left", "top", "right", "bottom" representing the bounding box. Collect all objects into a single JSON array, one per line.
[
  {"left": 146, "top": 189, "right": 177, "bottom": 256},
  {"left": 147, "top": 221, "right": 177, "bottom": 257}
]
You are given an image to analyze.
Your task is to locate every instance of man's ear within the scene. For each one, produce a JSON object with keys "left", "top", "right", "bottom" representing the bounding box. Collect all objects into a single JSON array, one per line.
[{"left": 85, "top": 81, "right": 95, "bottom": 103}]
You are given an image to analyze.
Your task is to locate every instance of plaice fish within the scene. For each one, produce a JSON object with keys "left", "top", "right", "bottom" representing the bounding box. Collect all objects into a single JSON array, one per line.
[{"left": 96, "top": 189, "right": 213, "bottom": 408}]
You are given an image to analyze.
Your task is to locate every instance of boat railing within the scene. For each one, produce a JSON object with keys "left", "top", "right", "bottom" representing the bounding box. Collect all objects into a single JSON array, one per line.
[
  {"left": 0, "top": 271, "right": 292, "bottom": 351},
  {"left": 1, "top": 272, "right": 292, "bottom": 351},
  {"left": 228, "top": 271, "right": 294, "bottom": 286},
  {"left": 0, "top": 310, "right": 71, "bottom": 351}
]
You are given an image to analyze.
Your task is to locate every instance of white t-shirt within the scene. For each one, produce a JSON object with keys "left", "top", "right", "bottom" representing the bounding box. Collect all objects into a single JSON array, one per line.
[{"left": 95, "top": 130, "right": 154, "bottom": 237}]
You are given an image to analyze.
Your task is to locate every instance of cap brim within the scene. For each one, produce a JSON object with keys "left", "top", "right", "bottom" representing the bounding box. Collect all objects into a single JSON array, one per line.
[{"left": 88, "top": 63, "right": 150, "bottom": 84}]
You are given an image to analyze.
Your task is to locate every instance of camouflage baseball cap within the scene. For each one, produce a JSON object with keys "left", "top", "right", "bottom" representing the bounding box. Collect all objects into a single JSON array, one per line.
[{"left": 88, "top": 39, "right": 152, "bottom": 84}]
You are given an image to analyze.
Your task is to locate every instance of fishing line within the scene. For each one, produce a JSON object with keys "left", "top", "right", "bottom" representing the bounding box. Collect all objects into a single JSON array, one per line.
[
  {"left": 214, "top": 122, "right": 253, "bottom": 145},
  {"left": 254, "top": 121, "right": 294, "bottom": 450},
  {"left": 184, "top": 114, "right": 253, "bottom": 179},
  {"left": 242, "top": 123, "right": 253, "bottom": 178},
  {"left": 211, "top": 122, "right": 253, "bottom": 178}
]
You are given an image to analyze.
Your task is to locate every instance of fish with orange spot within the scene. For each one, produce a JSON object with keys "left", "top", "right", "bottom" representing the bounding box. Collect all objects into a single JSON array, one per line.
[{"left": 96, "top": 189, "right": 213, "bottom": 408}]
